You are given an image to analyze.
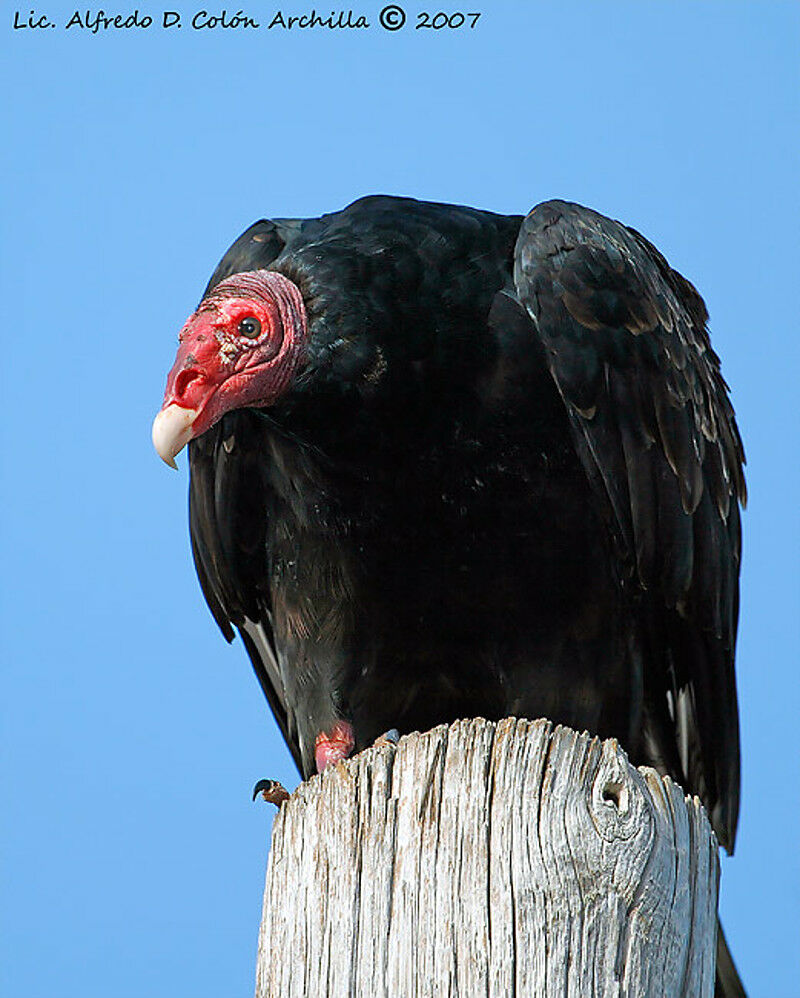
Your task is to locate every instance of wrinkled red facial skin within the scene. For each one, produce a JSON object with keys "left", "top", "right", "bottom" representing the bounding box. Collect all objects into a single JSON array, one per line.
[{"left": 160, "top": 271, "right": 308, "bottom": 438}]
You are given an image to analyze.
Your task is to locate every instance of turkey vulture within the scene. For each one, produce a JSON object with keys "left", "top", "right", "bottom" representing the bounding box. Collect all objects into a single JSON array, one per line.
[{"left": 153, "top": 196, "right": 745, "bottom": 991}]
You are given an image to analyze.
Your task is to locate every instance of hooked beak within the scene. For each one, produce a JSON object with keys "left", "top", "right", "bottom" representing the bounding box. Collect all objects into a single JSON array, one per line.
[
  {"left": 151, "top": 404, "right": 199, "bottom": 468},
  {"left": 152, "top": 315, "right": 224, "bottom": 468}
]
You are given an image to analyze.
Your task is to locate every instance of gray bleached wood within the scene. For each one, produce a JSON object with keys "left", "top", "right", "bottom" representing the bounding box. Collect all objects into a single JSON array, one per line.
[{"left": 255, "top": 717, "right": 719, "bottom": 997}]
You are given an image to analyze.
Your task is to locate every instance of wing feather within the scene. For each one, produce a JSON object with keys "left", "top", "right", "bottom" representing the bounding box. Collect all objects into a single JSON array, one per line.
[
  {"left": 513, "top": 200, "right": 745, "bottom": 850},
  {"left": 186, "top": 222, "right": 306, "bottom": 772}
]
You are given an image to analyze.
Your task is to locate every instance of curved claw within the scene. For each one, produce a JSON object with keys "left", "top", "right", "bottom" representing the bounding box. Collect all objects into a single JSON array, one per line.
[{"left": 252, "top": 779, "right": 290, "bottom": 807}]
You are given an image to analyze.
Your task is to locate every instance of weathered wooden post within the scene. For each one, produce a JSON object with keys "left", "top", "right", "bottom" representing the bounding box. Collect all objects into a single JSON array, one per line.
[{"left": 255, "top": 717, "right": 718, "bottom": 997}]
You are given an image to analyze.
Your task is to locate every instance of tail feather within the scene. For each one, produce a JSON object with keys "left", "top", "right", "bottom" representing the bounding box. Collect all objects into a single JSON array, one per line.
[{"left": 716, "top": 920, "right": 746, "bottom": 997}]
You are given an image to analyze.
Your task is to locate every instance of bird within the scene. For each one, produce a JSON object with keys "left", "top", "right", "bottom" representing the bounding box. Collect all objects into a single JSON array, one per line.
[{"left": 153, "top": 195, "right": 746, "bottom": 995}]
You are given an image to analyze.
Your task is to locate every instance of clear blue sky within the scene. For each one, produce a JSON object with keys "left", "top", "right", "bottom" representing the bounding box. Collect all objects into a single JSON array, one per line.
[{"left": 1, "top": 3, "right": 797, "bottom": 996}]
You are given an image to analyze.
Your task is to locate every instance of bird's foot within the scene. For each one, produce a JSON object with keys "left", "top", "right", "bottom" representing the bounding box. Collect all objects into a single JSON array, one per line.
[
  {"left": 315, "top": 720, "right": 356, "bottom": 773},
  {"left": 373, "top": 728, "right": 400, "bottom": 749},
  {"left": 252, "top": 779, "right": 290, "bottom": 808}
]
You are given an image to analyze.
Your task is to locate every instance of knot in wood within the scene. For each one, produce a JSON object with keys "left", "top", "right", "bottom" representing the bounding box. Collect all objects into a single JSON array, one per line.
[{"left": 589, "top": 738, "right": 654, "bottom": 846}]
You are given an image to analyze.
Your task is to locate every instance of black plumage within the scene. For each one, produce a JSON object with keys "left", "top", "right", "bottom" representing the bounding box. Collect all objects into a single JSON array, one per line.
[{"left": 181, "top": 195, "right": 744, "bottom": 855}]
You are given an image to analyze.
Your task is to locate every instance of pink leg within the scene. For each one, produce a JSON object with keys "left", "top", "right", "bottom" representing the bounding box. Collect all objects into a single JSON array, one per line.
[{"left": 315, "top": 720, "right": 356, "bottom": 773}]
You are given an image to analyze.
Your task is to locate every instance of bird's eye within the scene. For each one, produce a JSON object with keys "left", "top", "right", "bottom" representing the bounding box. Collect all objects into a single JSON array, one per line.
[{"left": 238, "top": 316, "right": 262, "bottom": 339}]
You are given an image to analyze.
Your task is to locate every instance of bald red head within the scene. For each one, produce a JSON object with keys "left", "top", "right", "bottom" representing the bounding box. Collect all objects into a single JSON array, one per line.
[{"left": 152, "top": 270, "right": 308, "bottom": 467}]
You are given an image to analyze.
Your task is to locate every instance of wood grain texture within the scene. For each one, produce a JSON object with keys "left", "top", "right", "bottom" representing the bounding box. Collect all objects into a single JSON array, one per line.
[{"left": 255, "top": 718, "right": 718, "bottom": 997}]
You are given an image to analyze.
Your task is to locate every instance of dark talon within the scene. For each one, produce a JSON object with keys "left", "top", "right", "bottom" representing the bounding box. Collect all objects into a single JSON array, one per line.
[{"left": 252, "top": 779, "right": 290, "bottom": 807}]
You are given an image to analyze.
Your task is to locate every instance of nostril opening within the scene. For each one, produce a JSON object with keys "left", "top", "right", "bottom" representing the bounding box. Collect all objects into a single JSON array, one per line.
[{"left": 174, "top": 368, "right": 204, "bottom": 400}]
